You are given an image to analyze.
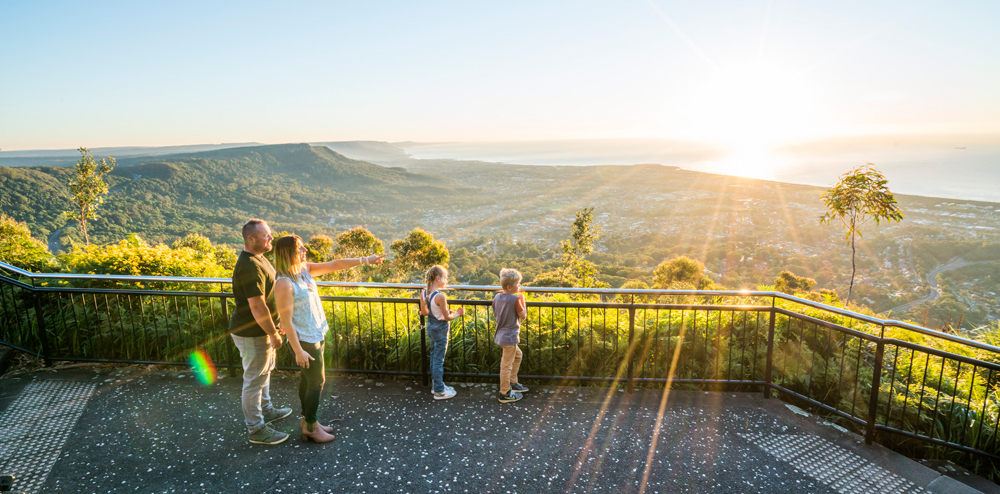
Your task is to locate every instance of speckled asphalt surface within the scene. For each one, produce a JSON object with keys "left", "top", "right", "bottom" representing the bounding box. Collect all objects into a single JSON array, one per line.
[{"left": 0, "top": 366, "right": 977, "bottom": 493}]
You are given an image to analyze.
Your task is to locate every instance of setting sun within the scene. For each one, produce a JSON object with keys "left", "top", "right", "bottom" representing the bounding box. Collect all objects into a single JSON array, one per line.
[{"left": 685, "top": 63, "right": 817, "bottom": 150}]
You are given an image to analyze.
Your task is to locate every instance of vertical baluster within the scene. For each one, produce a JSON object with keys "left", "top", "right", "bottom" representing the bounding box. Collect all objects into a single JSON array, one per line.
[
  {"left": 564, "top": 305, "right": 569, "bottom": 380},
  {"left": 331, "top": 299, "right": 339, "bottom": 371},
  {"left": 947, "top": 361, "right": 963, "bottom": 443},
  {"left": 552, "top": 306, "right": 557, "bottom": 379},
  {"left": 975, "top": 369, "right": 994, "bottom": 450},
  {"left": 884, "top": 343, "right": 901, "bottom": 427},
  {"left": 125, "top": 294, "right": 140, "bottom": 360},
  {"left": 915, "top": 352, "right": 931, "bottom": 434},
  {"left": 898, "top": 347, "right": 918, "bottom": 424},
  {"left": 865, "top": 338, "right": 885, "bottom": 445},
  {"left": 652, "top": 308, "right": 660, "bottom": 382},
  {"left": 354, "top": 300, "right": 362, "bottom": 370},
  {"left": 420, "top": 307, "right": 428, "bottom": 387},
  {"left": 850, "top": 331, "right": 863, "bottom": 418},
  {"left": 379, "top": 301, "right": 387, "bottom": 371},
  {"left": 159, "top": 296, "right": 171, "bottom": 361},
  {"left": 763, "top": 310, "right": 776, "bottom": 399},
  {"left": 726, "top": 310, "right": 734, "bottom": 381},
  {"left": 137, "top": 295, "right": 149, "bottom": 361},
  {"left": 173, "top": 297, "right": 185, "bottom": 362},
  {"left": 184, "top": 296, "right": 199, "bottom": 353},
  {"left": 960, "top": 365, "right": 977, "bottom": 447},
  {"left": 626, "top": 305, "right": 635, "bottom": 394},
  {"left": 929, "top": 356, "right": 947, "bottom": 441},
  {"left": 366, "top": 301, "right": 375, "bottom": 370},
  {"left": 53, "top": 293, "right": 71, "bottom": 358},
  {"left": 837, "top": 330, "right": 848, "bottom": 411},
  {"left": 472, "top": 303, "right": 479, "bottom": 376},
  {"left": 115, "top": 294, "right": 128, "bottom": 358},
  {"left": 392, "top": 301, "right": 400, "bottom": 372},
  {"left": 706, "top": 310, "right": 722, "bottom": 379}
]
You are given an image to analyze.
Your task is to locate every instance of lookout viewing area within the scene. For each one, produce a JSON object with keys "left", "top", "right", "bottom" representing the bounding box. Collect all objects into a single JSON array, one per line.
[{"left": 1, "top": 260, "right": 999, "bottom": 493}]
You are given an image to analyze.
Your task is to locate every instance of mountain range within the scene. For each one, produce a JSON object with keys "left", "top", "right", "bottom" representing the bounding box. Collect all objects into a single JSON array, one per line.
[{"left": 0, "top": 143, "right": 478, "bottom": 248}]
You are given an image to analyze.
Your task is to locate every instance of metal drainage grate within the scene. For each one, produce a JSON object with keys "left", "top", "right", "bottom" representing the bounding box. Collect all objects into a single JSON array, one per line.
[
  {"left": 739, "top": 433, "right": 928, "bottom": 494},
  {"left": 0, "top": 380, "right": 96, "bottom": 493}
]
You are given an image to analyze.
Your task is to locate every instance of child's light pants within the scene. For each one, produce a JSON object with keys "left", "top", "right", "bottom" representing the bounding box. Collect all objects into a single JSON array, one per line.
[{"left": 499, "top": 345, "right": 522, "bottom": 394}]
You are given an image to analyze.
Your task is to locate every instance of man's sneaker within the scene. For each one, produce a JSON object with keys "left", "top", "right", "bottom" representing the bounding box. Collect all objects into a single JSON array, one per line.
[
  {"left": 433, "top": 388, "right": 457, "bottom": 400},
  {"left": 498, "top": 390, "right": 522, "bottom": 403},
  {"left": 263, "top": 407, "right": 293, "bottom": 424},
  {"left": 510, "top": 383, "right": 529, "bottom": 393},
  {"left": 248, "top": 425, "right": 289, "bottom": 445}
]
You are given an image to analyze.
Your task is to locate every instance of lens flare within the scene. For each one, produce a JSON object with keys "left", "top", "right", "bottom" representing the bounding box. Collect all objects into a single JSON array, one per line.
[{"left": 188, "top": 349, "right": 217, "bottom": 385}]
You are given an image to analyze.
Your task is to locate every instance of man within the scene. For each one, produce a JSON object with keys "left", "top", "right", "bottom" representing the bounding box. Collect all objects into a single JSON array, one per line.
[{"left": 230, "top": 219, "right": 292, "bottom": 445}]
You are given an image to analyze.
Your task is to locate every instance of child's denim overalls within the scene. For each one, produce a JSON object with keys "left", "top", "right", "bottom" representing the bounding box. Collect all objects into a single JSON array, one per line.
[{"left": 425, "top": 290, "right": 450, "bottom": 393}]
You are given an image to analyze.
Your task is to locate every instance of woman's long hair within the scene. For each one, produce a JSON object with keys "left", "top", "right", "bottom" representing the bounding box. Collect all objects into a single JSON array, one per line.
[{"left": 273, "top": 235, "right": 304, "bottom": 281}]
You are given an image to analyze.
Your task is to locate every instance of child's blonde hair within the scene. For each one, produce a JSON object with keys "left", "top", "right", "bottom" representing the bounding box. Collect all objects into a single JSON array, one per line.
[
  {"left": 499, "top": 268, "right": 522, "bottom": 290},
  {"left": 425, "top": 265, "right": 448, "bottom": 289}
]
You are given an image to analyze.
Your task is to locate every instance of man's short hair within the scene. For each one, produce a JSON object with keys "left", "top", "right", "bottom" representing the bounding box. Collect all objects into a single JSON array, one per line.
[
  {"left": 500, "top": 268, "right": 522, "bottom": 290},
  {"left": 242, "top": 219, "right": 267, "bottom": 240}
]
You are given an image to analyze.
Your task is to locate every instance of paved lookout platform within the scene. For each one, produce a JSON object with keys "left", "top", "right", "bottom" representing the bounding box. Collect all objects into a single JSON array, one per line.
[{"left": 0, "top": 366, "right": 995, "bottom": 493}]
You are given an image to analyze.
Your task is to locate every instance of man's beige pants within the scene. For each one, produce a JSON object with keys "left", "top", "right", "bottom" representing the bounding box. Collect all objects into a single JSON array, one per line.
[{"left": 500, "top": 345, "right": 522, "bottom": 394}]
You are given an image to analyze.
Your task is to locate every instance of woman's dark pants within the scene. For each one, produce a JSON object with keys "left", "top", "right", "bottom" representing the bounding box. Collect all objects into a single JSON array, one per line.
[{"left": 298, "top": 341, "right": 325, "bottom": 424}]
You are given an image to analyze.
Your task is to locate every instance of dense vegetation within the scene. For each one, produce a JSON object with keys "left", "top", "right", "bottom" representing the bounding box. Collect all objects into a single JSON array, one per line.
[
  {"left": 0, "top": 144, "right": 481, "bottom": 249},
  {"left": 2, "top": 143, "right": 998, "bottom": 333}
]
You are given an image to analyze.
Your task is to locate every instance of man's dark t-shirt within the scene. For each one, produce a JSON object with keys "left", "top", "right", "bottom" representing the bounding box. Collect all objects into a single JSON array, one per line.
[{"left": 230, "top": 251, "right": 278, "bottom": 337}]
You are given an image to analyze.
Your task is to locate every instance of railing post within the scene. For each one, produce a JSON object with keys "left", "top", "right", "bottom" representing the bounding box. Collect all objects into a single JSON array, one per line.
[
  {"left": 32, "top": 291, "right": 52, "bottom": 367},
  {"left": 220, "top": 295, "right": 238, "bottom": 378},
  {"left": 763, "top": 309, "right": 776, "bottom": 399},
  {"left": 420, "top": 314, "right": 429, "bottom": 387},
  {"left": 627, "top": 305, "right": 636, "bottom": 394},
  {"left": 866, "top": 336, "right": 886, "bottom": 445}
]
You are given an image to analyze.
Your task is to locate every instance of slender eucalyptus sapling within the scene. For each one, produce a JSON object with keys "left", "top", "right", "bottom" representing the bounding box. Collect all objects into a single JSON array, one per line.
[
  {"left": 819, "top": 164, "right": 904, "bottom": 304},
  {"left": 67, "top": 147, "right": 117, "bottom": 245}
]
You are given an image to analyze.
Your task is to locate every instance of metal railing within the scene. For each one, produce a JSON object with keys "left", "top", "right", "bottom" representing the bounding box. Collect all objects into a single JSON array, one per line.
[{"left": 2, "top": 260, "right": 999, "bottom": 466}]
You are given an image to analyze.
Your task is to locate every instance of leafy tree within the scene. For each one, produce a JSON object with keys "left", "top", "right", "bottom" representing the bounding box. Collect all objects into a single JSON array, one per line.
[
  {"left": 0, "top": 213, "right": 57, "bottom": 272},
  {"left": 529, "top": 270, "right": 578, "bottom": 288},
  {"left": 213, "top": 246, "right": 238, "bottom": 270},
  {"left": 620, "top": 279, "right": 653, "bottom": 302},
  {"left": 774, "top": 270, "right": 817, "bottom": 295},
  {"left": 335, "top": 227, "right": 384, "bottom": 259},
  {"left": 820, "top": 164, "right": 904, "bottom": 303},
  {"left": 559, "top": 207, "right": 603, "bottom": 287},
  {"left": 390, "top": 228, "right": 448, "bottom": 281},
  {"left": 653, "top": 256, "right": 709, "bottom": 289},
  {"left": 329, "top": 227, "right": 384, "bottom": 281},
  {"left": 66, "top": 147, "right": 117, "bottom": 245},
  {"left": 171, "top": 233, "right": 213, "bottom": 254},
  {"left": 307, "top": 234, "right": 336, "bottom": 262}
]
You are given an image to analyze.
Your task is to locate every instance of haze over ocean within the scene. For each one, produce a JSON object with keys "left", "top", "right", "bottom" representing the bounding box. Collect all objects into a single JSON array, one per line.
[{"left": 403, "top": 140, "right": 1000, "bottom": 203}]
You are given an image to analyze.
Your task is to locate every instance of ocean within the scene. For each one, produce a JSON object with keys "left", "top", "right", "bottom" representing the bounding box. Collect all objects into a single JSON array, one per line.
[{"left": 402, "top": 140, "right": 1000, "bottom": 204}]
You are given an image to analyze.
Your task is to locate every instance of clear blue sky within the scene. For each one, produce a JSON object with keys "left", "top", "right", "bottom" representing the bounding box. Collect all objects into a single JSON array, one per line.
[{"left": 2, "top": 0, "right": 998, "bottom": 150}]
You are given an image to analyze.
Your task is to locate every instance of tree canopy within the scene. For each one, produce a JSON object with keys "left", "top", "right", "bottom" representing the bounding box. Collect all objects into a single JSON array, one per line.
[{"left": 820, "top": 164, "right": 904, "bottom": 303}]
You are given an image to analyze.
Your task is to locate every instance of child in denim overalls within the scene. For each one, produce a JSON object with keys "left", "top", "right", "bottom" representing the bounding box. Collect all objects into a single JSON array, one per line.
[{"left": 419, "top": 265, "right": 465, "bottom": 400}]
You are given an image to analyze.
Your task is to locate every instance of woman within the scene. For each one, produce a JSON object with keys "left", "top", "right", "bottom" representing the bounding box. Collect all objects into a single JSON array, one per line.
[{"left": 273, "top": 235, "right": 384, "bottom": 442}]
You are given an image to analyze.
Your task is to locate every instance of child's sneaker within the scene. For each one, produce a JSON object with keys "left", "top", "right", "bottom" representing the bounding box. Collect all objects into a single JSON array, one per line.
[
  {"left": 498, "top": 390, "right": 522, "bottom": 403},
  {"left": 510, "top": 383, "right": 529, "bottom": 393},
  {"left": 433, "top": 388, "right": 457, "bottom": 400}
]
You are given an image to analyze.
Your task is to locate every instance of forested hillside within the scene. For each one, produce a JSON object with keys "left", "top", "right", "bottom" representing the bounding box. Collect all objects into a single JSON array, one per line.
[{"left": 0, "top": 143, "right": 480, "bottom": 247}]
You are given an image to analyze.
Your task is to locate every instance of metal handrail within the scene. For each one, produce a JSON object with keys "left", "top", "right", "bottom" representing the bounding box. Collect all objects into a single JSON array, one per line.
[
  {"left": 4, "top": 260, "right": 1000, "bottom": 466},
  {"left": 2, "top": 260, "right": 998, "bottom": 353}
]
